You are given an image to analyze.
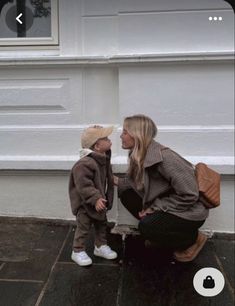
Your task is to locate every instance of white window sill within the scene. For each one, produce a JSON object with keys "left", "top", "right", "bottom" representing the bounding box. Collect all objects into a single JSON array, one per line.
[{"left": 0, "top": 155, "right": 233, "bottom": 174}]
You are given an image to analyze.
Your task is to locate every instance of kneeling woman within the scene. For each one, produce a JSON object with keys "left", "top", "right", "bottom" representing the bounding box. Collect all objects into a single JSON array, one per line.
[{"left": 114, "top": 114, "right": 209, "bottom": 262}]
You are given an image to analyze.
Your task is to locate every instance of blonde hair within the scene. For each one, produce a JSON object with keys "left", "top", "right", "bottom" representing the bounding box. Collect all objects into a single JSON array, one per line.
[{"left": 124, "top": 114, "right": 157, "bottom": 189}]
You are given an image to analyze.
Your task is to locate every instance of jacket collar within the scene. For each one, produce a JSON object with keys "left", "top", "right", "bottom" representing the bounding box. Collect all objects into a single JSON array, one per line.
[
  {"left": 89, "top": 149, "right": 111, "bottom": 165},
  {"left": 143, "top": 140, "right": 164, "bottom": 168},
  {"left": 79, "top": 148, "right": 93, "bottom": 159}
]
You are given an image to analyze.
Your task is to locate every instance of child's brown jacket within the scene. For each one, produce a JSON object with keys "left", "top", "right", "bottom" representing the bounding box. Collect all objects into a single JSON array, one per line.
[{"left": 69, "top": 150, "right": 114, "bottom": 221}]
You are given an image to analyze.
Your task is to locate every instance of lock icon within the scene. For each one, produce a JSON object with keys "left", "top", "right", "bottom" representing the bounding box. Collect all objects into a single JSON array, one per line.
[{"left": 203, "top": 275, "right": 215, "bottom": 288}]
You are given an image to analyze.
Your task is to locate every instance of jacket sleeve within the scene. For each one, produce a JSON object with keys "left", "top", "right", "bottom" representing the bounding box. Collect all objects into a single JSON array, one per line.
[
  {"left": 105, "top": 162, "right": 114, "bottom": 210},
  {"left": 151, "top": 150, "right": 199, "bottom": 212},
  {"left": 73, "top": 162, "right": 102, "bottom": 206}
]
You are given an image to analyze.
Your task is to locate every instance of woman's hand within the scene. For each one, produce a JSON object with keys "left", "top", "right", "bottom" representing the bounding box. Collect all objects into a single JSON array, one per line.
[
  {"left": 138, "top": 207, "right": 154, "bottom": 219},
  {"left": 95, "top": 198, "right": 107, "bottom": 212},
  {"left": 113, "top": 175, "right": 119, "bottom": 186}
]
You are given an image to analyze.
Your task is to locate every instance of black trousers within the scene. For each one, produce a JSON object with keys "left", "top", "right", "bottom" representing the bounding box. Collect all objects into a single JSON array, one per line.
[{"left": 120, "top": 189, "right": 205, "bottom": 250}]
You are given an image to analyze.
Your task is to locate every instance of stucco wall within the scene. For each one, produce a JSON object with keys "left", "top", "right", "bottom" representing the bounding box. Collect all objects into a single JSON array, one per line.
[{"left": 0, "top": 0, "right": 234, "bottom": 232}]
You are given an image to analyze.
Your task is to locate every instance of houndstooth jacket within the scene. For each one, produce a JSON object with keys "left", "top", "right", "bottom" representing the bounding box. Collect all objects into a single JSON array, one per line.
[{"left": 118, "top": 140, "right": 209, "bottom": 221}]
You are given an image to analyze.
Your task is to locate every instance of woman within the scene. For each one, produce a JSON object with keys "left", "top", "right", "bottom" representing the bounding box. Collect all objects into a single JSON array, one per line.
[{"left": 114, "top": 114, "right": 209, "bottom": 262}]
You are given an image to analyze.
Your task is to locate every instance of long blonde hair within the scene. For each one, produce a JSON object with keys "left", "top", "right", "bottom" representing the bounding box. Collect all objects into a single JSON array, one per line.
[{"left": 124, "top": 114, "right": 157, "bottom": 189}]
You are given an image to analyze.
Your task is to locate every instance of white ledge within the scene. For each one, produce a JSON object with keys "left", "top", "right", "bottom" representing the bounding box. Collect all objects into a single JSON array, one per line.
[
  {"left": 0, "top": 124, "right": 233, "bottom": 131},
  {"left": 0, "top": 155, "right": 234, "bottom": 174},
  {"left": 0, "top": 52, "right": 233, "bottom": 67}
]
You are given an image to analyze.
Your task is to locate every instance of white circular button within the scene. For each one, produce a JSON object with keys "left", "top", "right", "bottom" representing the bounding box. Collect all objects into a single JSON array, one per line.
[{"left": 193, "top": 267, "right": 225, "bottom": 297}]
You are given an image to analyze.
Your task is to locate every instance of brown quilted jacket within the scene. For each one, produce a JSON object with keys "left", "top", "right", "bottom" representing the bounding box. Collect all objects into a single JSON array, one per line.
[{"left": 69, "top": 150, "right": 114, "bottom": 220}]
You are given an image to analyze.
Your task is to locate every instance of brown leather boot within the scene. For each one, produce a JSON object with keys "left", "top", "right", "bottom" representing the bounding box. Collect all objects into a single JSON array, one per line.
[{"left": 173, "top": 232, "right": 207, "bottom": 262}]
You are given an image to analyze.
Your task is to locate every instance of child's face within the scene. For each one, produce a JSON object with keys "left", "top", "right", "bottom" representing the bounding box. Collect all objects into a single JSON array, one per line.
[{"left": 94, "top": 137, "right": 112, "bottom": 153}]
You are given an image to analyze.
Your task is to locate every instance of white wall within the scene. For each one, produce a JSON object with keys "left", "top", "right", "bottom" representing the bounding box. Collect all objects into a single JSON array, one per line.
[
  {"left": 0, "top": 0, "right": 234, "bottom": 232},
  {"left": 0, "top": 172, "right": 233, "bottom": 233},
  {"left": 0, "top": 0, "right": 233, "bottom": 56}
]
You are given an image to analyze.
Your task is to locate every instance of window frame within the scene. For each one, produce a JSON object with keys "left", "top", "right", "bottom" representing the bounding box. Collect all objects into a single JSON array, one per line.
[{"left": 0, "top": 0, "right": 59, "bottom": 46}]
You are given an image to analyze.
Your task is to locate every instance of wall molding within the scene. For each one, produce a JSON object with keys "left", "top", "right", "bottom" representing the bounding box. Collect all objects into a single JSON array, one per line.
[
  {"left": 0, "top": 124, "right": 233, "bottom": 130},
  {"left": 0, "top": 52, "right": 233, "bottom": 67},
  {"left": 0, "top": 155, "right": 233, "bottom": 174}
]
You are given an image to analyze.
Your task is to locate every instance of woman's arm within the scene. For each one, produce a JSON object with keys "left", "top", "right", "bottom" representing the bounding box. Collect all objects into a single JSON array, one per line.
[{"left": 151, "top": 150, "right": 199, "bottom": 211}]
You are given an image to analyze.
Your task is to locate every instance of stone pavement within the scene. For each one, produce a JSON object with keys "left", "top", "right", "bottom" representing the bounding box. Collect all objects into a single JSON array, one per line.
[{"left": 0, "top": 219, "right": 234, "bottom": 306}]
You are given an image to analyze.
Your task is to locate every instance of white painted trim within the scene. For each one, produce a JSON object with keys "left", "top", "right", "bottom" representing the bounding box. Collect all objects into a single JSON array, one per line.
[
  {"left": 0, "top": 52, "right": 233, "bottom": 66},
  {"left": 118, "top": 8, "right": 232, "bottom": 15},
  {"left": 0, "top": 155, "right": 233, "bottom": 174},
  {"left": 0, "top": 124, "right": 233, "bottom": 130},
  {"left": 0, "top": 124, "right": 120, "bottom": 130}
]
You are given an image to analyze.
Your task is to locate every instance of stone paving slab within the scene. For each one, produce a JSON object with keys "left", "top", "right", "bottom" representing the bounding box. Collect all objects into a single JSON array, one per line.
[
  {"left": 0, "top": 280, "right": 43, "bottom": 306},
  {"left": 213, "top": 239, "right": 235, "bottom": 288},
  {"left": 0, "top": 223, "right": 44, "bottom": 262},
  {"left": 0, "top": 224, "right": 69, "bottom": 281},
  {"left": 0, "top": 220, "right": 234, "bottom": 306},
  {"left": 39, "top": 263, "right": 120, "bottom": 306},
  {"left": 120, "top": 236, "right": 234, "bottom": 306}
]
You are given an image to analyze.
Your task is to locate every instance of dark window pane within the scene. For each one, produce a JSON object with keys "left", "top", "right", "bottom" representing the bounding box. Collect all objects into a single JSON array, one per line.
[{"left": 0, "top": 0, "right": 51, "bottom": 39}]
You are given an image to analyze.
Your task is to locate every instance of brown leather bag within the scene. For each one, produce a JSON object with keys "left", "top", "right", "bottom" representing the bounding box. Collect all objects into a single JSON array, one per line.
[
  {"left": 161, "top": 147, "right": 221, "bottom": 209},
  {"left": 195, "top": 163, "right": 221, "bottom": 209}
]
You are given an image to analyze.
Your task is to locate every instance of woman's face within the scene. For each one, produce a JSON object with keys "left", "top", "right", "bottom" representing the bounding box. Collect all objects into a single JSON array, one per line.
[{"left": 120, "top": 128, "right": 135, "bottom": 149}]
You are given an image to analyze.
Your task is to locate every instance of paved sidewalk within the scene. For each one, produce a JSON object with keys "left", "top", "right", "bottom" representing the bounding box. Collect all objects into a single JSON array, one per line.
[{"left": 0, "top": 219, "right": 234, "bottom": 306}]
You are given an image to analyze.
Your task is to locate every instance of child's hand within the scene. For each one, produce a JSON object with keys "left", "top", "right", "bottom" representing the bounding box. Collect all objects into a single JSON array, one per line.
[{"left": 95, "top": 198, "right": 107, "bottom": 212}]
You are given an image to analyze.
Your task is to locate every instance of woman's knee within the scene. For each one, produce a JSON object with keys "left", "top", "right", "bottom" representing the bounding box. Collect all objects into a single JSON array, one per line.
[
  {"left": 138, "top": 214, "right": 163, "bottom": 237},
  {"left": 138, "top": 218, "right": 151, "bottom": 235}
]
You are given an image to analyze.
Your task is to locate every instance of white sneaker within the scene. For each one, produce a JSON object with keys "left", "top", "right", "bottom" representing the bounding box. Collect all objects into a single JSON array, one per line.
[
  {"left": 94, "top": 245, "right": 117, "bottom": 260},
  {"left": 71, "top": 251, "right": 92, "bottom": 266}
]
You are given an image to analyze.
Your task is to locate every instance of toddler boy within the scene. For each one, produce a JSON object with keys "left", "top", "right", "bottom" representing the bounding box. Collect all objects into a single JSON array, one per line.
[{"left": 69, "top": 125, "right": 117, "bottom": 266}]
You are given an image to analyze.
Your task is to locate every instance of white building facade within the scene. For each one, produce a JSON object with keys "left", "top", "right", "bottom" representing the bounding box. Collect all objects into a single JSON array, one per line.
[{"left": 0, "top": 0, "right": 234, "bottom": 233}]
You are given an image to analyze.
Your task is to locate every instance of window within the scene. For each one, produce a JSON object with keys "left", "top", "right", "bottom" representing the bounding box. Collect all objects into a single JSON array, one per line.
[{"left": 0, "top": 0, "right": 58, "bottom": 46}]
